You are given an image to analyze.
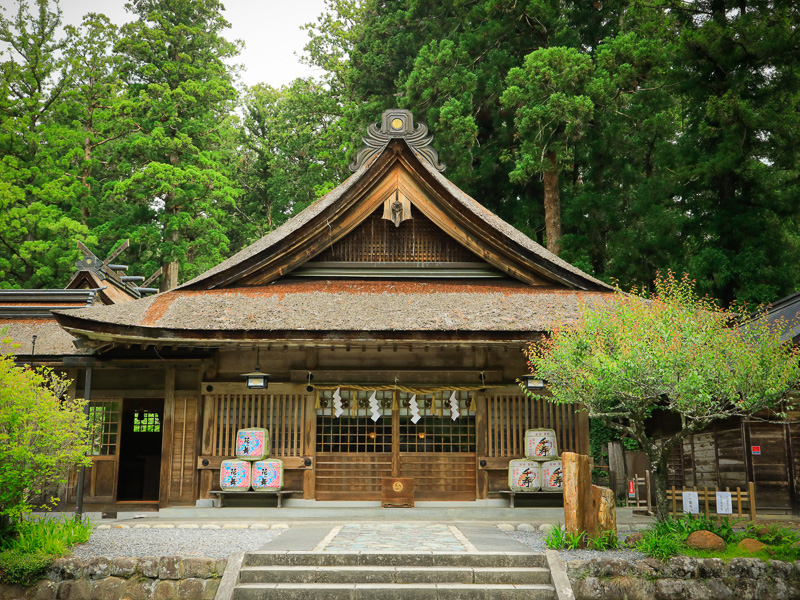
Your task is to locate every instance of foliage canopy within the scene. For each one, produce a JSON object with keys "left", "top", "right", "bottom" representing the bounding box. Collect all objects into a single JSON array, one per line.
[
  {"left": 524, "top": 272, "right": 800, "bottom": 519},
  {"left": 0, "top": 337, "right": 90, "bottom": 523}
]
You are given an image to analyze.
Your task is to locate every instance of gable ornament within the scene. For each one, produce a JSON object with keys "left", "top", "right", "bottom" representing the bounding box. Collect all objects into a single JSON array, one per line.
[{"left": 349, "top": 109, "right": 446, "bottom": 173}]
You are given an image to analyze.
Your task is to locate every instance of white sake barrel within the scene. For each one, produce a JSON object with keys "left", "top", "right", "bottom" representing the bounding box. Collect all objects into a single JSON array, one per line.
[
  {"left": 541, "top": 459, "right": 563, "bottom": 491},
  {"left": 508, "top": 459, "right": 541, "bottom": 491},
  {"left": 220, "top": 460, "right": 251, "bottom": 491},
  {"left": 525, "top": 429, "right": 558, "bottom": 460},
  {"left": 235, "top": 428, "right": 269, "bottom": 460},
  {"left": 252, "top": 458, "right": 284, "bottom": 491}
]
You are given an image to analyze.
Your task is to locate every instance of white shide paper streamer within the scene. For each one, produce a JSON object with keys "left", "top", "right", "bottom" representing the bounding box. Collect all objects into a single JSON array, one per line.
[
  {"left": 333, "top": 387, "right": 343, "bottom": 418},
  {"left": 449, "top": 390, "right": 460, "bottom": 421},
  {"left": 409, "top": 394, "right": 421, "bottom": 424}
]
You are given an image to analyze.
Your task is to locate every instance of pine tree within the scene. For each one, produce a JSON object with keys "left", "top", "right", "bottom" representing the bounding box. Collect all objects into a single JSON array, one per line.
[{"left": 112, "top": 0, "right": 241, "bottom": 289}]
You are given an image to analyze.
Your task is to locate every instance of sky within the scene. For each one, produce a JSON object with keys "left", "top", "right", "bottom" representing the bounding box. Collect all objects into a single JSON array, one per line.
[{"left": 0, "top": 0, "right": 330, "bottom": 88}]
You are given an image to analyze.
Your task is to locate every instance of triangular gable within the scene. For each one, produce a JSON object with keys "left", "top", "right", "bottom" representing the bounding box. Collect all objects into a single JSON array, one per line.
[{"left": 180, "top": 111, "right": 611, "bottom": 292}]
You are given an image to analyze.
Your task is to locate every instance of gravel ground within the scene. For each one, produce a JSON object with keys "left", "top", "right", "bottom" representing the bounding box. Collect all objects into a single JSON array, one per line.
[
  {"left": 505, "top": 530, "right": 645, "bottom": 561},
  {"left": 70, "top": 528, "right": 285, "bottom": 560}
]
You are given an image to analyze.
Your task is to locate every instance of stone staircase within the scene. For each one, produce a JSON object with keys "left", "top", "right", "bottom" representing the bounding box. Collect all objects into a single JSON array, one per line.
[{"left": 231, "top": 551, "right": 557, "bottom": 599}]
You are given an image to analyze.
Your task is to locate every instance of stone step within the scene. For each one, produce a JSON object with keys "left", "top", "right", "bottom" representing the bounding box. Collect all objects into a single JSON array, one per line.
[
  {"left": 239, "top": 565, "right": 552, "bottom": 585},
  {"left": 233, "top": 582, "right": 557, "bottom": 600},
  {"left": 242, "top": 551, "right": 547, "bottom": 568}
]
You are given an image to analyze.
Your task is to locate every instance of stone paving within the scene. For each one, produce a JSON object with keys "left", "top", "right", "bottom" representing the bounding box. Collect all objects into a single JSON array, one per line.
[{"left": 312, "top": 523, "right": 478, "bottom": 552}]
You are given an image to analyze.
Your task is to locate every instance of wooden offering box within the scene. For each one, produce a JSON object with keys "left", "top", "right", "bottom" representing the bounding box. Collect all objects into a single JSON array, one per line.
[{"left": 382, "top": 477, "right": 415, "bottom": 508}]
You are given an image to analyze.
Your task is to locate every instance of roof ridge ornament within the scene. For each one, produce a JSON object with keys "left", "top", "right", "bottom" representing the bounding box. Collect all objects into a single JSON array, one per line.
[{"left": 349, "top": 109, "right": 445, "bottom": 173}]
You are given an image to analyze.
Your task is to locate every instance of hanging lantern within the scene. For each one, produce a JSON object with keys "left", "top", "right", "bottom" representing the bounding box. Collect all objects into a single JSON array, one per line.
[{"left": 242, "top": 347, "right": 269, "bottom": 389}]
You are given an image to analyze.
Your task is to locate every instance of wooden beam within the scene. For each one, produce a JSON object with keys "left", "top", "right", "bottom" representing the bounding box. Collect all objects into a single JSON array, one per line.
[
  {"left": 289, "top": 369, "right": 504, "bottom": 384},
  {"left": 159, "top": 367, "right": 175, "bottom": 508}
]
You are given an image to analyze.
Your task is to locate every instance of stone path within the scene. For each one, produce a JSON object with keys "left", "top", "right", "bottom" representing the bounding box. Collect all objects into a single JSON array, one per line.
[{"left": 313, "top": 523, "right": 477, "bottom": 552}]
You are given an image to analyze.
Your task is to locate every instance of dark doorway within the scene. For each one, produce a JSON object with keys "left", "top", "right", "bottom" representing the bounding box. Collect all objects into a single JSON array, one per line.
[{"left": 117, "top": 399, "right": 163, "bottom": 502}]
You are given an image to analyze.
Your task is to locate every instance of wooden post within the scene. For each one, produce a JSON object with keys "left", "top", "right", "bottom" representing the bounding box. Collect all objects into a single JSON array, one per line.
[
  {"left": 475, "top": 393, "right": 488, "bottom": 500},
  {"left": 645, "top": 470, "right": 652, "bottom": 514},
  {"left": 737, "top": 487, "right": 742, "bottom": 519},
  {"left": 575, "top": 406, "right": 590, "bottom": 456},
  {"left": 672, "top": 486, "right": 677, "bottom": 516},
  {"left": 159, "top": 367, "right": 176, "bottom": 508},
  {"left": 703, "top": 486, "right": 709, "bottom": 516},
  {"left": 748, "top": 482, "right": 756, "bottom": 521},
  {"left": 563, "top": 452, "right": 592, "bottom": 541},
  {"left": 608, "top": 441, "right": 626, "bottom": 501},
  {"left": 303, "top": 392, "right": 317, "bottom": 500}
]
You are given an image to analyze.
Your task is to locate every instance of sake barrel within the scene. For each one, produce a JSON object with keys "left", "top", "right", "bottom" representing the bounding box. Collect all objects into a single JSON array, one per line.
[
  {"left": 508, "top": 459, "right": 541, "bottom": 492},
  {"left": 541, "top": 459, "right": 564, "bottom": 491},
  {"left": 525, "top": 429, "right": 558, "bottom": 460},
  {"left": 220, "top": 460, "right": 251, "bottom": 491},
  {"left": 235, "top": 428, "right": 269, "bottom": 461},
  {"left": 252, "top": 458, "right": 284, "bottom": 492}
]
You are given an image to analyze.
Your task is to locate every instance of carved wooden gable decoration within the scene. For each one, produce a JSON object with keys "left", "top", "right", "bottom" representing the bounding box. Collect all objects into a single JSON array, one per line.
[{"left": 178, "top": 110, "right": 609, "bottom": 292}]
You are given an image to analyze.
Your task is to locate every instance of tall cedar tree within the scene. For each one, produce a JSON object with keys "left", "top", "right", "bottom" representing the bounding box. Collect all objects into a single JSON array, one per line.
[
  {"left": 0, "top": 0, "right": 92, "bottom": 288},
  {"left": 112, "top": 0, "right": 240, "bottom": 289}
]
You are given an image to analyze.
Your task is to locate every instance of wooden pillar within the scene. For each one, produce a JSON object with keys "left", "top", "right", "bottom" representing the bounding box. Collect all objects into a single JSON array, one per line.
[
  {"left": 159, "top": 367, "right": 176, "bottom": 508},
  {"left": 608, "top": 441, "right": 626, "bottom": 501},
  {"left": 303, "top": 393, "right": 317, "bottom": 500},
  {"left": 575, "top": 404, "right": 590, "bottom": 456},
  {"left": 475, "top": 393, "right": 488, "bottom": 499},
  {"left": 563, "top": 451, "right": 592, "bottom": 539}
]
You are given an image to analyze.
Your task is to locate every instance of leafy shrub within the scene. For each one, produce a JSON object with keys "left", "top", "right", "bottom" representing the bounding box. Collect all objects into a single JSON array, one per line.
[
  {"left": 0, "top": 349, "right": 91, "bottom": 522},
  {"left": 587, "top": 529, "right": 619, "bottom": 551},
  {"left": 565, "top": 530, "right": 585, "bottom": 550},
  {"left": 0, "top": 518, "right": 92, "bottom": 587},
  {"left": 545, "top": 523, "right": 566, "bottom": 550},
  {"left": 1, "top": 518, "right": 92, "bottom": 556},
  {"left": 0, "top": 551, "right": 52, "bottom": 586},
  {"left": 636, "top": 529, "right": 682, "bottom": 560}
]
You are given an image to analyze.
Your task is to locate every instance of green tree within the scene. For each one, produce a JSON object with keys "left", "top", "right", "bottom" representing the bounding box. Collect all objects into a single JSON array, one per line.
[
  {"left": 524, "top": 272, "right": 800, "bottom": 520},
  {"left": 502, "top": 46, "right": 595, "bottom": 255},
  {"left": 0, "top": 338, "right": 90, "bottom": 523},
  {"left": 0, "top": 0, "right": 92, "bottom": 288},
  {"left": 236, "top": 79, "right": 354, "bottom": 242},
  {"left": 111, "top": 0, "right": 241, "bottom": 289}
]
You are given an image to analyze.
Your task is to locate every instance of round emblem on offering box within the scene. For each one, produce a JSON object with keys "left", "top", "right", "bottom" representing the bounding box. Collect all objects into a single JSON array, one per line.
[
  {"left": 392, "top": 481, "right": 404, "bottom": 492},
  {"left": 391, "top": 118, "right": 403, "bottom": 130}
]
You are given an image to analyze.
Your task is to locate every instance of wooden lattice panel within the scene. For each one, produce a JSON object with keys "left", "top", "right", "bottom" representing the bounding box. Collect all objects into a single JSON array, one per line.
[
  {"left": 208, "top": 393, "right": 305, "bottom": 457},
  {"left": 313, "top": 205, "right": 478, "bottom": 263},
  {"left": 315, "top": 453, "right": 392, "bottom": 500},
  {"left": 486, "top": 395, "right": 578, "bottom": 457}
]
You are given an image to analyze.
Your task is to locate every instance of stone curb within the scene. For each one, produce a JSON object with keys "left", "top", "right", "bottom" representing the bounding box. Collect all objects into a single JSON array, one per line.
[
  {"left": 214, "top": 552, "right": 244, "bottom": 600},
  {"left": 546, "top": 549, "right": 576, "bottom": 600}
]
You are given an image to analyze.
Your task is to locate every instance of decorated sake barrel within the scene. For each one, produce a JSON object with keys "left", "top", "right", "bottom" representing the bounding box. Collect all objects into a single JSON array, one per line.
[
  {"left": 524, "top": 429, "right": 558, "bottom": 460},
  {"left": 220, "top": 460, "right": 252, "bottom": 491},
  {"left": 541, "top": 459, "right": 564, "bottom": 491},
  {"left": 252, "top": 458, "right": 284, "bottom": 491},
  {"left": 508, "top": 459, "right": 541, "bottom": 492},
  {"left": 235, "top": 428, "right": 269, "bottom": 461}
]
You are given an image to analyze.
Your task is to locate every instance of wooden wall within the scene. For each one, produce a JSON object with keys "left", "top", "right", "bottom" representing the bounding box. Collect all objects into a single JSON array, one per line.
[{"left": 664, "top": 415, "right": 799, "bottom": 514}]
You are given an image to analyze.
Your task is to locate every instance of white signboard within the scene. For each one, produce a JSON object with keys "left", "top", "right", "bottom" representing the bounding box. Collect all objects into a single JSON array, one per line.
[
  {"left": 682, "top": 491, "right": 700, "bottom": 514},
  {"left": 716, "top": 491, "right": 733, "bottom": 515}
]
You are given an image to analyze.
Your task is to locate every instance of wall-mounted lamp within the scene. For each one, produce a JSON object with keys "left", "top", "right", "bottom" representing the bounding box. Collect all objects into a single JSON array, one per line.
[
  {"left": 521, "top": 375, "right": 546, "bottom": 390},
  {"left": 306, "top": 372, "right": 314, "bottom": 393},
  {"left": 242, "top": 347, "right": 269, "bottom": 390}
]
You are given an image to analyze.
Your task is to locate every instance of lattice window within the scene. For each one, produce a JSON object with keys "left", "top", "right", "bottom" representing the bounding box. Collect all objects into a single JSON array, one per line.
[
  {"left": 487, "top": 394, "right": 577, "bottom": 457},
  {"left": 133, "top": 410, "right": 160, "bottom": 433},
  {"left": 88, "top": 402, "right": 119, "bottom": 456},
  {"left": 210, "top": 393, "right": 305, "bottom": 457},
  {"left": 315, "top": 389, "right": 475, "bottom": 453}
]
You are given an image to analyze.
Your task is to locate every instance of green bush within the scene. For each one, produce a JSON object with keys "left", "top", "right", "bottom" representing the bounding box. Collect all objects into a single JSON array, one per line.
[
  {"left": 0, "top": 518, "right": 92, "bottom": 556},
  {"left": 545, "top": 522, "right": 567, "bottom": 549},
  {"left": 636, "top": 529, "right": 682, "bottom": 560},
  {"left": 0, "top": 346, "right": 91, "bottom": 522},
  {"left": 0, "top": 518, "right": 92, "bottom": 587},
  {"left": 0, "top": 551, "right": 52, "bottom": 587}
]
